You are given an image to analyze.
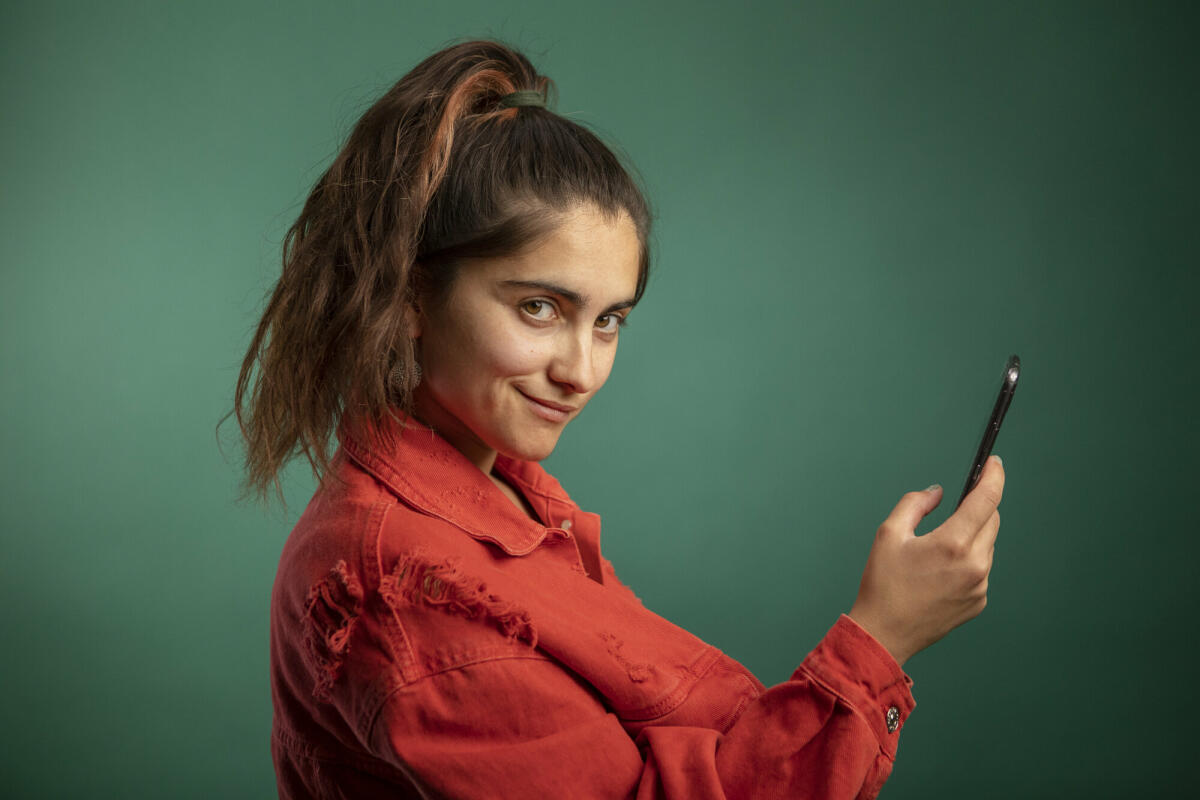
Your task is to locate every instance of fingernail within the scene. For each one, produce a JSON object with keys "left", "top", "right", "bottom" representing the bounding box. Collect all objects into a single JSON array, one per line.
[
  {"left": 925, "top": 484, "right": 942, "bottom": 493},
  {"left": 992, "top": 455, "right": 1003, "bottom": 466}
]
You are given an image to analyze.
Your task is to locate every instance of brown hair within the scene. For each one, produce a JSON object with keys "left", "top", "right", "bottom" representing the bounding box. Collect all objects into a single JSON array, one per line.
[{"left": 220, "top": 38, "right": 654, "bottom": 509}]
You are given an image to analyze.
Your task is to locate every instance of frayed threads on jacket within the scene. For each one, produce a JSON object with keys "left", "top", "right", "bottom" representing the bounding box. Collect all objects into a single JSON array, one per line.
[
  {"left": 302, "top": 560, "right": 363, "bottom": 702},
  {"left": 382, "top": 548, "right": 537, "bottom": 648}
]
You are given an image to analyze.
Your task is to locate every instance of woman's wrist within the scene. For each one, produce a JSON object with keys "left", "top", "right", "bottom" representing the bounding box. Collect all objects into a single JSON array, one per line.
[{"left": 846, "top": 606, "right": 911, "bottom": 668}]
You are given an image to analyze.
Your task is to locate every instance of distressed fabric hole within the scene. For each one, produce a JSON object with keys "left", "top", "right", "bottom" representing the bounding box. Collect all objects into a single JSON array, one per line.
[
  {"left": 598, "top": 632, "right": 654, "bottom": 683},
  {"left": 382, "top": 548, "right": 537, "bottom": 648},
  {"left": 302, "top": 560, "right": 363, "bottom": 702}
]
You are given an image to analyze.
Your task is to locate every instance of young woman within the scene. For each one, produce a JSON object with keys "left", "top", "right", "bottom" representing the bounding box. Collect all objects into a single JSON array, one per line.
[{"left": 231, "top": 38, "right": 1004, "bottom": 799}]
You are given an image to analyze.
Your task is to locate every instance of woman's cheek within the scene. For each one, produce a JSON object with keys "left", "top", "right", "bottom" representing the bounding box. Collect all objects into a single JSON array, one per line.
[
  {"left": 485, "top": 322, "right": 548, "bottom": 376},
  {"left": 592, "top": 345, "right": 618, "bottom": 389}
]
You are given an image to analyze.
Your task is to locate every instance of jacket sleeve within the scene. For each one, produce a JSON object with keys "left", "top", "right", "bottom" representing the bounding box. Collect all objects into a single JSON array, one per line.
[{"left": 367, "top": 614, "right": 915, "bottom": 800}]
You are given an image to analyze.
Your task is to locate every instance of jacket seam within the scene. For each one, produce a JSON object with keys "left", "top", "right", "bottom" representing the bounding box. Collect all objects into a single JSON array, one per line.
[
  {"left": 795, "top": 663, "right": 894, "bottom": 761},
  {"left": 612, "top": 645, "right": 722, "bottom": 722},
  {"left": 365, "top": 652, "right": 560, "bottom": 745},
  {"left": 368, "top": 501, "right": 422, "bottom": 685}
]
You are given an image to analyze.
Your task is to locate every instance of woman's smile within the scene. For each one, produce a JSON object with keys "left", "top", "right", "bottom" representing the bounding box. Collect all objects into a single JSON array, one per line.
[{"left": 517, "top": 388, "right": 577, "bottom": 423}]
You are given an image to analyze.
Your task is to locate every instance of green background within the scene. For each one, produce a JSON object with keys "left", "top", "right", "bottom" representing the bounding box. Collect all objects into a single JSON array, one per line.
[{"left": 3, "top": 1, "right": 1196, "bottom": 797}]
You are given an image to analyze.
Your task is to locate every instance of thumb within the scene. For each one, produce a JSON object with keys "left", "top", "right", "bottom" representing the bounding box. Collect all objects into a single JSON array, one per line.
[{"left": 881, "top": 484, "right": 944, "bottom": 535}]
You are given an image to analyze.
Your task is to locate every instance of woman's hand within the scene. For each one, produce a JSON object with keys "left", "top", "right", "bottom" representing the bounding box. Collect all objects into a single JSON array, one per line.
[{"left": 848, "top": 455, "right": 1005, "bottom": 667}]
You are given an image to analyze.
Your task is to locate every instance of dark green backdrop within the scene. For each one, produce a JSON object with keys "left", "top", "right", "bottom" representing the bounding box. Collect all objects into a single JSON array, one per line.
[{"left": 3, "top": 1, "right": 1195, "bottom": 797}]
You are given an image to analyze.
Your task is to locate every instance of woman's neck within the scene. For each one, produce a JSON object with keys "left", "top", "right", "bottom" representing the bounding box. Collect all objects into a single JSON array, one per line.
[
  {"left": 410, "top": 385, "right": 498, "bottom": 474},
  {"left": 409, "top": 388, "right": 538, "bottom": 522}
]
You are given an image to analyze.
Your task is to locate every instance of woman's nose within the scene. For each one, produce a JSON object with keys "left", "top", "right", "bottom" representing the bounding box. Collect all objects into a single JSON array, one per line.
[{"left": 547, "top": 328, "right": 595, "bottom": 394}]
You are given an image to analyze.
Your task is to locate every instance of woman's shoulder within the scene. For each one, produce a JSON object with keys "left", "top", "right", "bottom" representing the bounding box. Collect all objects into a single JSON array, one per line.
[
  {"left": 273, "top": 442, "right": 532, "bottom": 626},
  {"left": 270, "top": 453, "right": 556, "bottom": 720},
  {"left": 277, "top": 453, "right": 399, "bottom": 583}
]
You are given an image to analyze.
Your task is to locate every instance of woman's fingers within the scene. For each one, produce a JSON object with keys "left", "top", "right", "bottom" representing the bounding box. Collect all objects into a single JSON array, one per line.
[
  {"left": 955, "top": 455, "right": 1005, "bottom": 539},
  {"left": 968, "top": 509, "right": 1001, "bottom": 584},
  {"left": 978, "top": 509, "right": 1000, "bottom": 552},
  {"left": 881, "top": 483, "right": 945, "bottom": 536}
]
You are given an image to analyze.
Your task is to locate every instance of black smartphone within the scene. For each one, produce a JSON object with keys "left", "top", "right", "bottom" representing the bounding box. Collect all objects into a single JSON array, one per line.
[{"left": 957, "top": 355, "right": 1020, "bottom": 508}]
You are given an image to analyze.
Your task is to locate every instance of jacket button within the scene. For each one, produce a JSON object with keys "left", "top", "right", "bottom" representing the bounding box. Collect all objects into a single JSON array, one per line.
[
  {"left": 560, "top": 519, "right": 572, "bottom": 530},
  {"left": 886, "top": 706, "right": 901, "bottom": 733}
]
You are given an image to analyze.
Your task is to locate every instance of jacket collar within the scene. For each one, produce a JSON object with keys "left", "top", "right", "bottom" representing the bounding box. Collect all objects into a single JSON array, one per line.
[{"left": 336, "top": 411, "right": 581, "bottom": 556}]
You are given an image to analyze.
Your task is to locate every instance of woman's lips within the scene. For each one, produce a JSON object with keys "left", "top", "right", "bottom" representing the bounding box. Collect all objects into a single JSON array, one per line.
[{"left": 518, "top": 390, "right": 576, "bottom": 423}]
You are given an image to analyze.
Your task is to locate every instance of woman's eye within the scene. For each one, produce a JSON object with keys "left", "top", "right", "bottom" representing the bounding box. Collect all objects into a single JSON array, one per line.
[
  {"left": 520, "top": 299, "right": 555, "bottom": 321},
  {"left": 595, "top": 314, "right": 625, "bottom": 333}
]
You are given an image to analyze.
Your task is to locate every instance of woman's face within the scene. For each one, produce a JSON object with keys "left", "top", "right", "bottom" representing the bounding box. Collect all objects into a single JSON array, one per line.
[{"left": 410, "top": 204, "right": 641, "bottom": 472}]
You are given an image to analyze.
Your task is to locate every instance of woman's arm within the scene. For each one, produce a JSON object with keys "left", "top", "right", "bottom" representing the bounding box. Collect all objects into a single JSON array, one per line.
[
  {"left": 367, "top": 613, "right": 912, "bottom": 799},
  {"left": 288, "top": 458, "right": 1003, "bottom": 798}
]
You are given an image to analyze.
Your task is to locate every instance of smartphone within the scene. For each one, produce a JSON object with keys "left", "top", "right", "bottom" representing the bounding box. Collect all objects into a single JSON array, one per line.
[{"left": 957, "top": 355, "right": 1020, "bottom": 508}]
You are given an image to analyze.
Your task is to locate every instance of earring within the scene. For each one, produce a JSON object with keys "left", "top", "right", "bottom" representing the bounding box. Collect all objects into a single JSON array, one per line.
[{"left": 389, "top": 359, "right": 422, "bottom": 390}]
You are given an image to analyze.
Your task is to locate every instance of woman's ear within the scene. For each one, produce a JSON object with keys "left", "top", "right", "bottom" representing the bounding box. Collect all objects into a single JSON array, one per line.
[{"left": 404, "top": 300, "right": 422, "bottom": 340}]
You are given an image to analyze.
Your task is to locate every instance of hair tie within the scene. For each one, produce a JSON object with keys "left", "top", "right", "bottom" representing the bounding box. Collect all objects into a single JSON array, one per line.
[{"left": 499, "top": 89, "right": 546, "bottom": 109}]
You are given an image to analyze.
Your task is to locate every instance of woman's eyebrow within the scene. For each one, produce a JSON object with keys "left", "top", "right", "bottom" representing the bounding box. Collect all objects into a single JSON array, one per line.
[{"left": 498, "top": 279, "right": 636, "bottom": 315}]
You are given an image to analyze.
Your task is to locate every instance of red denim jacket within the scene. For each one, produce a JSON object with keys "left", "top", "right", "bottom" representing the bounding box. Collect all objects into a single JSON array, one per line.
[{"left": 269, "top": 413, "right": 916, "bottom": 798}]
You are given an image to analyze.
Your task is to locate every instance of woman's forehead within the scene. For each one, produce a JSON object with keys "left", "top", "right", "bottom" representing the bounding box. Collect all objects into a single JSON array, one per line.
[{"left": 475, "top": 209, "right": 640, "bottom": 304}]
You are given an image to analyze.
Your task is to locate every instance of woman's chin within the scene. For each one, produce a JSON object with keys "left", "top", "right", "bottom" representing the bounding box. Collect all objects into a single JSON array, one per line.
[{"left": 499, "top": 431, "right": 562, "bottom": 463}]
